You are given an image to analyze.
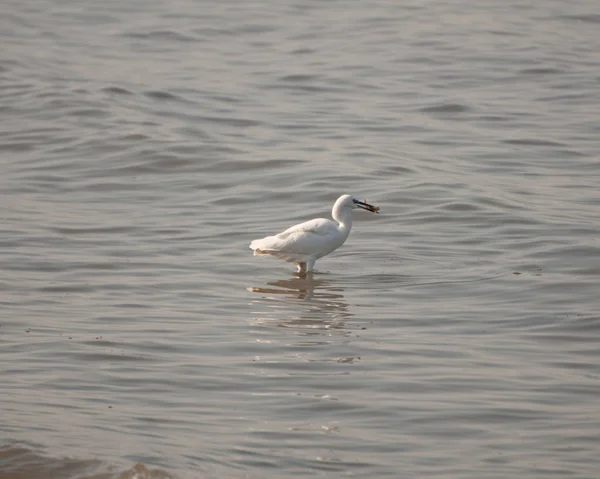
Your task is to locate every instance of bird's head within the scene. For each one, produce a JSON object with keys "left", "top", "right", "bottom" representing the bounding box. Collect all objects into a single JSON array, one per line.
[{"left": 335, "top": 194, "right": 380, "bottom": 213}]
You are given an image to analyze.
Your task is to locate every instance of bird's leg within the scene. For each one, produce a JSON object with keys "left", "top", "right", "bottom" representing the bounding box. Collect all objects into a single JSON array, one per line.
[
  {"left": 306, "top": 257, "right": 316, "bottom": 272},
  {"left": 297, "top": 262, "right": 307, "bottom": 274}
]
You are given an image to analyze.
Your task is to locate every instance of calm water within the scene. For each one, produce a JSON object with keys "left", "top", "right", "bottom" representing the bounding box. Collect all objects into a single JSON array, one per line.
[{"left": 2, "top": 0, "right": 600, "bottom": 477}]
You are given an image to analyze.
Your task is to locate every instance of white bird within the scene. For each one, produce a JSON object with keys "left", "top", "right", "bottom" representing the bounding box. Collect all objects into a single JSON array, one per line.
[{"left": 249, "top": 194, "right": 380, "bottom": 274}]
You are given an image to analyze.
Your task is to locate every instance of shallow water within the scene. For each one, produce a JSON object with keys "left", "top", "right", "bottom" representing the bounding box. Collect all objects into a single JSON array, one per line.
[{"left": 2, "top": 0, "right": 600, "bottom": 478}]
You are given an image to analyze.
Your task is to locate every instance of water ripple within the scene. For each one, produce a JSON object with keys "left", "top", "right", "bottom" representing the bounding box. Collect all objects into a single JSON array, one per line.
[{"left": 2, "top": 0, "right": 600, "bottom": 478}]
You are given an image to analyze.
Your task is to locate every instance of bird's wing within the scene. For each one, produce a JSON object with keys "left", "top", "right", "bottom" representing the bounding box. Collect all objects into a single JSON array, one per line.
[
  {"left": 277, "top": 218, "right": 338, "bottom": 238},
  {"left": 250, "top": 218, "right": 338, "bottom": 257}
]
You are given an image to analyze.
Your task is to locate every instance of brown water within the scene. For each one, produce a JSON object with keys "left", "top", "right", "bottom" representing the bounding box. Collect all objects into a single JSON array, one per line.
[{"left": 2, "top": 0, "right": 600, "bottom": 478}]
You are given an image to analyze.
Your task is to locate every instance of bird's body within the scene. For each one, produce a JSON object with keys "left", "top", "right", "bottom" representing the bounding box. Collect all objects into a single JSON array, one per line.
[{"left": 249, "top": 194, "right": 379, "bottom": 274}]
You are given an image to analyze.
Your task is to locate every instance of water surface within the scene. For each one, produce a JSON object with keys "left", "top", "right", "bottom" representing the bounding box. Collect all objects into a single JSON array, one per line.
[{"left": 2, "top": 0, "right": 600, "bottom": 477}]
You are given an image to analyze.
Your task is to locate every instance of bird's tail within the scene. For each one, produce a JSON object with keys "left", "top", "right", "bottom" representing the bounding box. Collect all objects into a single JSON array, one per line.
[{"left": 250, "top": 238, "right": 269, "bottom": 255}]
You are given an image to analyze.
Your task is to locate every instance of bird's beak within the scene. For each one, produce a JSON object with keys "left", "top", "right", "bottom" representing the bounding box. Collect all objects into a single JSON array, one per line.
[{"left": 354, "top": 199, "right": 380, "bottom": 213}]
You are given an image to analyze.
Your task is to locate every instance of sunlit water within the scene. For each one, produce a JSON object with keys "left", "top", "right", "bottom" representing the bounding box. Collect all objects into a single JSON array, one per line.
[{"left": 2, "top": 0, "right": 600, "bottom": 478}]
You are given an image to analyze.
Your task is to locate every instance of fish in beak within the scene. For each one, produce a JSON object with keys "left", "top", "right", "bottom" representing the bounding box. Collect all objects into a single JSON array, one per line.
[{"left": 353, "top": 198, "right": 380, "bottom": 213}]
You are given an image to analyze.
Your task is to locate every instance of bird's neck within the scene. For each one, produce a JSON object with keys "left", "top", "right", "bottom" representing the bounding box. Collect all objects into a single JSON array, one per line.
[{"left": 333, "top": 209, "right": 353, "bottom": 235}]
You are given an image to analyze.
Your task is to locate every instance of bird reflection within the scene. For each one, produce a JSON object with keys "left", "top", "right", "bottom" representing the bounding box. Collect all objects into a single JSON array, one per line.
[{"left": 247, "top": 274, "right": 353, "bottom": 334}]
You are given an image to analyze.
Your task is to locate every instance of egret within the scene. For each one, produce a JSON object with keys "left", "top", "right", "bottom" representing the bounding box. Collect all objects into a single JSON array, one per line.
[{"left": 249, "top": 194, "right": 379, "bottom": 274}]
